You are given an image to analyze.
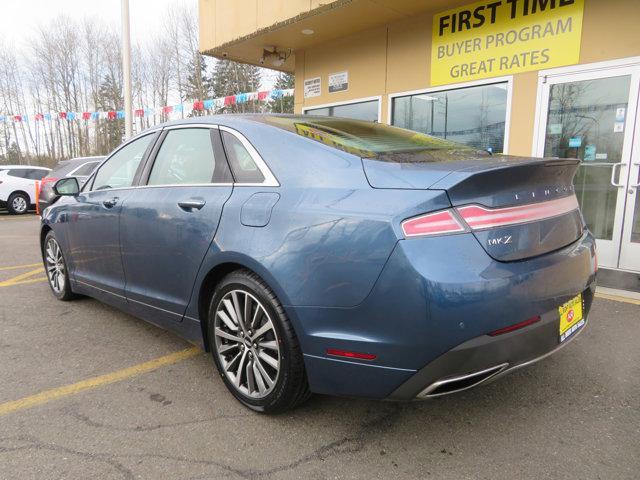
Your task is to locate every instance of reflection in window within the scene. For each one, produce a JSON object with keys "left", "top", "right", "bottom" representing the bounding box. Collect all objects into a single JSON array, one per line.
[
  {"left": 92, "top": 134, "right": 153, "bottom": 190},
  {"left": 148, "top": 129, "right": 216, "bottom": 186},
  {"left": 543, "top": 76, "right": 631, "bottom": 241},
  {"left": 305, "top": 100, "right": 379, "bottom": 122},
  {"left": 221, "top": 131, "right": 264, "bottom": 183},
  {"left": 391, "top": 82, "right": 508, "bottom": 153}
]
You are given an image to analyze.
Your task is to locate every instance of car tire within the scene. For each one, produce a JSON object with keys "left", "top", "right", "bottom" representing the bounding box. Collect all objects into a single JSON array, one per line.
[
  {"left": 43, "top": 231, "right": 76, "bottom": 301},
  {"left": 7, "top": 192, "right": 29, "bottom": 215},
  {"left": 208, "top": 269, "right": 311, "bottom": 413}
]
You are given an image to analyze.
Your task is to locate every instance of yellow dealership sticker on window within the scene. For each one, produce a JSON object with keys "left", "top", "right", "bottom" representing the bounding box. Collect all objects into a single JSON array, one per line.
[
  {"left": 431, "top": 0, "right": 584, "bottom": 86},
  {"left": 558, "top": 293, "right": 584, "bottom": 343}
]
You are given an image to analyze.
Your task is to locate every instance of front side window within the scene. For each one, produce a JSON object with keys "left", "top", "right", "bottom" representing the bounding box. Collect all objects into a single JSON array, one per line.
[
  {"left": 391, "top": 82, "right": 508, "bottom": 153},
  {"left": 305, "top": 100, "right": 379, "bottom": 122},
  {"left": 148, "top": 129, "right": 217, "bottom": 186},
  {"left": 92, "top": 134, "right": 154, "bottom": 191},
  {"left": 221, "top": 131, "right": 264, "bottom": 183}
]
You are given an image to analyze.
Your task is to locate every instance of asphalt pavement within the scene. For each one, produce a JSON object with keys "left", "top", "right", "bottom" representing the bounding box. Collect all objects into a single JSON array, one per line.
[{"left": 0, "top": 211, "right": 638, "bottom": 479}]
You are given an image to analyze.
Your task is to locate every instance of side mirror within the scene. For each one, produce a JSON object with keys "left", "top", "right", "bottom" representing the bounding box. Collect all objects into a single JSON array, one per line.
[{"left": 53, "top": 177, "right": 80, "bottom": 196}]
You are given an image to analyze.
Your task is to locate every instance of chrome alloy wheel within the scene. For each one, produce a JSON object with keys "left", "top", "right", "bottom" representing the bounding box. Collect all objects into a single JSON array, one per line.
[
  {"left": 45, "top": 238, "right": 66, "bottom": 293},
  {"left": 214, "top": 289, "right": 281, "bottom": 398},
  {"left": 12, "top": 195, "right": 27, "bottom": 214}
]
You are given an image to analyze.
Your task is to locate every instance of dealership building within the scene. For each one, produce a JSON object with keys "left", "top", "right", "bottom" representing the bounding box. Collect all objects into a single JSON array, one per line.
[{"left": 199, "top": 0, "right": 640, "bottom": 288}]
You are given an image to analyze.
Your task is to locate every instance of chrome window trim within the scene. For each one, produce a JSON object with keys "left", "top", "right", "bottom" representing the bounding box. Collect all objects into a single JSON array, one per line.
[
  {"left": 83, "top": 124, "right": 279, "bottom": 192},
  {"left": 163, "top": 123, "right": 219, "bottom": 130},
  {"left": 136, "top": 183, "right": 233, "bottom": 189},
  {"left": 82, "top": 183, "right": 234, "bottom": 196},
  {"left": 219, "top": 125, "right": 280, "bottom": 187}
]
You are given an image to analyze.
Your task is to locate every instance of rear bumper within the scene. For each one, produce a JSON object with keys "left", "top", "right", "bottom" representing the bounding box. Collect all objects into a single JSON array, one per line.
[
  {"left": 293, "top": 230, "right": 597, "bottom": 399},
  {"left": 387, "top": 285, "right": 594, "bottom": 400}
]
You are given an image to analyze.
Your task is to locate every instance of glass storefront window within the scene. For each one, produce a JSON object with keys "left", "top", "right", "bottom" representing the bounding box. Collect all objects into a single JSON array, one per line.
[
  {"left": 543, "top": 75, "right": 631, "bottom": 241},
  {"left": 391, "top": 82, "right": 508, "bottom": 153},
  {"left": 305, "top": 99, "right": 379, "bottom": 122}
]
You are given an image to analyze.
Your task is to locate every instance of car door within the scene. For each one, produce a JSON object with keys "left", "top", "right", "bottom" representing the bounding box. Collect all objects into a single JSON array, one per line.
[
  {"left": 119, "top": 125, "right": 233, "bottom": 325},
  {"left": 64, "top": 133, "right": 157, "bottom": 307},
  {"left": 6, "top": 169, "right": 33, "bottom": 199}
]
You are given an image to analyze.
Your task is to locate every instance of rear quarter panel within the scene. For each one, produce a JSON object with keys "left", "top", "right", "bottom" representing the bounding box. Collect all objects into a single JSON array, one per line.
[{"left": 185, "top": 121, "right": 451, "bottom": 318}]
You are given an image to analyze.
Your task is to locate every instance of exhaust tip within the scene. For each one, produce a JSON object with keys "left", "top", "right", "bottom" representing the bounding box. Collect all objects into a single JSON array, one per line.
[{"left": 417, "top": 363, "right": 509, "bottom": 398}]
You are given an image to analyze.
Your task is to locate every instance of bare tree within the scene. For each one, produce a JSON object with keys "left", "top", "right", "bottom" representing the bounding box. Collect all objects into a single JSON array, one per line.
[{"left": 0, "top": 8, "right": 282, "bottom": 167}]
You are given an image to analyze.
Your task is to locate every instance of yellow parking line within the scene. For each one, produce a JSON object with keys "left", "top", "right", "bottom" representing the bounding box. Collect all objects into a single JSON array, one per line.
[
  {"left": 0, "top": 347, "right": 201, "bottom": 417},
  {"left": 0, "top": 267, "right": 45, "bottom": 287},
  {"left": 595, "top": 292, "right": 640, "bottom": 306},
  {"left": 3, "top": 277, "right": 48, "bottom": 286},
  {"left": 0, "top": 262, "right": 42, "bottom": 271}
]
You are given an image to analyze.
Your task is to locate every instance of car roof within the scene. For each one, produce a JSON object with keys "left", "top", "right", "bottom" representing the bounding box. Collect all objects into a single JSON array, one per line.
[
  {"left": 121, "top": 114, "right": 295, "bottom": 145},
  {"left": 59, "top": 156, "right": 104, "bottom": 163},
  {"left": 56, "top": 156, "right": 104, "bottom": 166},
  {"left": 157, "top": 114, "right": 318, "bottom": 130},
  {"left": 51, "top": 157, "right": 104, "bottom": 176},
  {"left": 0, "top": 165, "right": 50, "bottom": 170}
]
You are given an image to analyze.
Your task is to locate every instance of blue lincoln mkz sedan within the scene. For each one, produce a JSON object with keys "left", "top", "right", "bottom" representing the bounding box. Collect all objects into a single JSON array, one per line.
[{"left": 41, "top": 115, "right": 597, "bottom": 413}]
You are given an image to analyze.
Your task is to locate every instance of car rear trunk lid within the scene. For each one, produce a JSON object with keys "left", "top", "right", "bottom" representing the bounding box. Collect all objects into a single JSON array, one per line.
[{"left": 363, "top": 155, "right": 585, "bottom": 261}]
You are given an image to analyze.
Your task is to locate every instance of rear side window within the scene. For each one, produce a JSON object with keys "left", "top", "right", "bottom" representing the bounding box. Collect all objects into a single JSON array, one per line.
[
  {"left": 92, "top": 134, "right": 154, "bottom": 191},
  {"left": 73, "top": 161, "right": 100, "bottom": 177},
  {"left": 148, "top": 129, "right": 218, "bottom": 186},
  {"left": 7, "top": 169, "right": 29, "bottom": 179},
  {"left": 27, "top": 169, "right": 48, "bottom": 180},
  {"left": 221, "top": 131, "right": 264, "bottom": 183}
]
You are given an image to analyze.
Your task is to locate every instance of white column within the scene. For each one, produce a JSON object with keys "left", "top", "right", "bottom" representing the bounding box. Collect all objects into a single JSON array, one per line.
[{"left": 121, "top": 0, "right": 133, "bottom": 139}]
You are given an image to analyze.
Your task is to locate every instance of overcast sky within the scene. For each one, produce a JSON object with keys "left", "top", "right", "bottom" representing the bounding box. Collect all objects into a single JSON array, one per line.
[
  {"left": 0, "top": 0, "right": 197, "bottom": 46},
  {"left": 0, "top": 0, "right": 278, "bottom": 90}
]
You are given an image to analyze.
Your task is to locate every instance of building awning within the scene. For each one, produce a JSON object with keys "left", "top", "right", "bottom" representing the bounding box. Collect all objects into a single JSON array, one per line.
[{"left": 199, "top": 0, "right": 454, "bottom": 72}]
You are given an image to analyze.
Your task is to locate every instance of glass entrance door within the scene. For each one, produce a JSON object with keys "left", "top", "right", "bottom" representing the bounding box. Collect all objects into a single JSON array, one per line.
[{"left": 535, "top": 62, "right": 640, "bottom": 271}]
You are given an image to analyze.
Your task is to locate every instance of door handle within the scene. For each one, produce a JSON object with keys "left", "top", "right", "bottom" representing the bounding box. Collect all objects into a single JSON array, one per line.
[
  {"left": 610, "top": 163, "right": 627, "bottom": 187},
  {"left": 630, "top": 162, "right": 640, "bottom": 188},
  {"left": 102, "top": 197, "right": 119, "bottom": 208},
  {"left": 178, "top": 199, "right": 206, "bottom": 211}
]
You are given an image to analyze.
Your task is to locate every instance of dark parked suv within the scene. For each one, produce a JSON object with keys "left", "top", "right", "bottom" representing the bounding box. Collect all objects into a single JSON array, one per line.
[{"left": 38, "top": 156, "right": 103, "bottom": 211}]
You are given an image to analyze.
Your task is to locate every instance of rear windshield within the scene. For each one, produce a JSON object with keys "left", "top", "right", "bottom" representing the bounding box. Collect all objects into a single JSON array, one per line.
[
  {"left": 73, "top": 161, "right": 101, "bottom": 176},
  {"left": 252, "top": 115, "right": 487, "bottom": 162}
]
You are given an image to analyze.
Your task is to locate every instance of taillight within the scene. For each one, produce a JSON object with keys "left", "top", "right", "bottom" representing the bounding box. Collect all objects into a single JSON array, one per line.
[
  {"left": 41, "top": 177, "right": 58, "bottom": 186},
  {"left": 456, "top": 195, "right": 579, "bottom": 230},
  {"left": 401, "top": 195, "right": 580, "bottom": 239},
  {"left": 401, "top": 209, "right": 465, "bottom": 237},
  {"left": 488, "top": 316, "right": 541, "bottom": 336}
]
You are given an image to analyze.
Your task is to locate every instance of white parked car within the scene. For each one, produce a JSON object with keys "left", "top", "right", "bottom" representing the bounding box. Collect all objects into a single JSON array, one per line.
[{"left": 0, "top": 165, "right": 51, "bottom": 214}]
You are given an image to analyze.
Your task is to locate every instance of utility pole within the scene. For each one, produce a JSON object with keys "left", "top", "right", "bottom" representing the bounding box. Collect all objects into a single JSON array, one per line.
[{"left": 121, "top": 0, "right": 133, "bottom": 139}]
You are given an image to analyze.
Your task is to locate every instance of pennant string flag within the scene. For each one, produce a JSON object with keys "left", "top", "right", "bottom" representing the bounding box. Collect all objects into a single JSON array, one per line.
[{"left": 0, "top": 88, "right": 294, "bottom": 124}]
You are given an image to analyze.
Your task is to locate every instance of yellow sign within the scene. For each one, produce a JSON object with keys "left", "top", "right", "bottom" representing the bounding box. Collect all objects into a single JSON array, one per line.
[
  {"left": 558, "top": 293, "right": 584, "bottom": 342},
  {"left": 431, "top": 0, "right": 584, "bottom": 86}
]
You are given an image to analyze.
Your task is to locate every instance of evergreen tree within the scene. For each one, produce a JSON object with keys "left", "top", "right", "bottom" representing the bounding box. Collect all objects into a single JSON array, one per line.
[
  {"left": 96, "top": 73, "right": 124, "bottom": 154},
  {"left": 211, "top": 60, "right": 262, "bottom": 113},
  {"left": 184, "top": 53, "right": 213, "bottom": 116},
  {"left": 268, "top": 72, "right": 295, "bottom": 113}
]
